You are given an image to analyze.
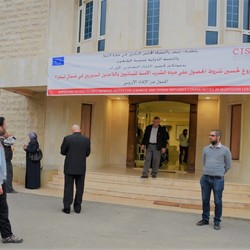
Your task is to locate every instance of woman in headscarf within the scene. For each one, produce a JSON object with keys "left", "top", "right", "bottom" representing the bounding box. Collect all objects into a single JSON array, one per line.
[{"left": 23, "top": 132, "right": 41, "bottom": 189}]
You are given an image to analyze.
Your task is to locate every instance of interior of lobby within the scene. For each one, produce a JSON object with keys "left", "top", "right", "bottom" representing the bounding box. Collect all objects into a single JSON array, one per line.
[{"left": 135, "top": 101, "right": 190, "bottom": 173}]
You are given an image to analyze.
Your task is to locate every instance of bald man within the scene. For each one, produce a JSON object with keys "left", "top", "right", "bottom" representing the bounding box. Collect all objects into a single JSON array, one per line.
[{"left": 60, "top": 125, "right": 91, "bottom": 214}]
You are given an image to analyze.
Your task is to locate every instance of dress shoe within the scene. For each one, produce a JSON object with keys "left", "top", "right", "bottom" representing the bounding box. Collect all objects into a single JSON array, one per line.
[
  {"left": 151, "top": 174, "right": 157, "bottom": 178},
  {"left": 74, "top": 207, "right": 81, "bottom": 214},
  {"left": 140, "top": 175, "right": 148, "bottom": 178},
  {"left": 196, "top": 219, "right": 209, "bottom": 226},
  {"left": 62, "top": 208, "right": 70, "bottom": 214},
  {"left": 214, "top": 223, "right": 221, "bottom": 230}
]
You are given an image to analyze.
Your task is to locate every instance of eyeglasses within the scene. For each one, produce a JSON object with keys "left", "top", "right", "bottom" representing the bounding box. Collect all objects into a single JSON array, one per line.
[{"left": 209, "top": 134, "right": 217, "bottom": 137}]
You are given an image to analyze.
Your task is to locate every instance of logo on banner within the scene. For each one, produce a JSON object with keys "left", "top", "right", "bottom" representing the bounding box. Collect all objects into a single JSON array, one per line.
[
  {"left": 232, "top": 47, "right": 250, "bottom": 56},
  {"left": 52, "top": 57, "right": 65, "bottom": 66}
]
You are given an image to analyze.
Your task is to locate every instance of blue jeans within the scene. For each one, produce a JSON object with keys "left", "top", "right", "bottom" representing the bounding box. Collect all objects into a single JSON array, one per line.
[{"left": 200, "top": 175, "right": 224, "bottom": 224}]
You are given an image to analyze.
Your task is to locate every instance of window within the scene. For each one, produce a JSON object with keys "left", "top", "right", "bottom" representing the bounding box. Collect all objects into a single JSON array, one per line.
[
  {"left": 84, "top": 1, "right": 93, "bottom": 40},
  {"left": 206, "top": 0, "right": 218, "bottom": 45},
  {"left": 98, "top": 0, "right": 107, "bottom": 51},
  {"left": 243, "top": 34, "right": 250, "bottom": 42},
  {"left": 146, "top": 0, "right": 160, "bottom": 46},
  {"left": 227, "top": 0, "right": 239, "bottom": 28},
  {"left": 100, "top": 0, "right": 107, "bottom": 36},
  {"left": 78, "top": 9, "right": 82, "bottom": 43},
  {"left": 208, "top": 0, "right": 217, "bottom": 26},
  {"left": 206, "top": 31, "right": 218, "bottom": 45},
  {"left": 98, "top": 39, "right": 105, "bottom": 51},
  {"left": 230, "top": 104, "right": 241, "bottom": 160},
  {"left": 76, "top": 1, "right": 83, "bottom": 52},
  {"left": 243, "top": 0, "right": 250, "bottom": 43}
]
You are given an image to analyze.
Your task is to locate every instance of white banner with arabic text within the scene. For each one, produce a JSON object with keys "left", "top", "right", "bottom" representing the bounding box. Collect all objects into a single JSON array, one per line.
[{"left": 48, "top": 45, "right": 250, "bottom": 95}]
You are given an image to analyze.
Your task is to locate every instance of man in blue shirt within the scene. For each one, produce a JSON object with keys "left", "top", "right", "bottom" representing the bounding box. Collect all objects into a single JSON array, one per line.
[{"left": 196, "top": 129, "right": 232, "bottom": 230}]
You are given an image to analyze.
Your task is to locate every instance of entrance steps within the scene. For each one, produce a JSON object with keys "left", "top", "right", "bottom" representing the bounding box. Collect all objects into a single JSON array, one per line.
[{"left": 46, "top": 170, "right": 250, "bottom": 219}]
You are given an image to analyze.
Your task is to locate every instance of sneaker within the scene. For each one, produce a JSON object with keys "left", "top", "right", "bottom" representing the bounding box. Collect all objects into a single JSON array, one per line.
[
  {"left": 196, "top": 219, "right": 209, "bottom": 226},
  {"left": 214, "top": 223, "right": 221, "bottom": 230},
  {"left": 2, "top": 235, "right": 23, "bottom": 243}
]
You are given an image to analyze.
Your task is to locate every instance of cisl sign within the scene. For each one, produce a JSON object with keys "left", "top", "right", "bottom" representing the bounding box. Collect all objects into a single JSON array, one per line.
[{"left": 232, "top": 47, "right": 250, "bottom": 55}]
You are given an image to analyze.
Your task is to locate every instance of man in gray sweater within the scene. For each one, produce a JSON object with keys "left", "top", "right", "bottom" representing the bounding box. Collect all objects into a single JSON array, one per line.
[{"left": 196, "top": 129, "right": 232, "bottom": 230}]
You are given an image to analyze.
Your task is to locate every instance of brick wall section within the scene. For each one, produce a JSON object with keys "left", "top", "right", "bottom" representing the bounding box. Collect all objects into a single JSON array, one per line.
[
  {"left": 0, "top": 89, "right": 45, "bottom": 167},
  {"left": 0, "top": 0, "right": 48, "bottom": 166},
  {"left": 0, "top": 0, "right": 49, "bottom": 59}
]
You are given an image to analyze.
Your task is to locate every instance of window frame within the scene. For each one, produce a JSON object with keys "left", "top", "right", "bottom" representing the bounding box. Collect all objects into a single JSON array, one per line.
[
  {"left": 76, "top": 1, "right": 83, "bottom": 52},
  {"left": 226, "top": 0, "right": 239, "bottom": 28},
  {"left": 146, "top": 0, "right": 160, "bottom": 47},
  {"left": 242, "top": 0, "right": 250, "bottom": 43},
  {"left": 98, "top": 0, "right": 107, "bottom": 51},
  {"left": 84, "top": 0, "right": 94, "bottom": 40},
  {"left": 206, "top": 0, "right": 219, "bottom": 45}
]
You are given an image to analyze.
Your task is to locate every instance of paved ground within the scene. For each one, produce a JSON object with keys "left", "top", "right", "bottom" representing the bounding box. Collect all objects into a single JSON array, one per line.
[{"left": 2, "top": 192, "right": 250, "bottom": 250}]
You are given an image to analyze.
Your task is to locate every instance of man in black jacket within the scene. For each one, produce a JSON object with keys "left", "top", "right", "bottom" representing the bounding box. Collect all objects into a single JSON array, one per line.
[
  {"left": 141, "top": 117, "right": 167, "bottom": 178},
  {"left": 60, "top": 125, "right": 91, "bottom": 214}
]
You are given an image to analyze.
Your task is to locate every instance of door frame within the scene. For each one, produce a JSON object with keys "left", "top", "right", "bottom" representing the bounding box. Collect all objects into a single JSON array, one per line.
[{"left": 126, "top": 95, "right": 198, "bottom": 173}]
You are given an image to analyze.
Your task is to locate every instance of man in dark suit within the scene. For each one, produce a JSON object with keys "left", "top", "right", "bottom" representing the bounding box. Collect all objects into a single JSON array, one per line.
[
  {"left": 60, "top": 124, "right": 91, "bottom": 214},
  {"left": 141, "top": 117, "right": 167, "bottom": 178}
]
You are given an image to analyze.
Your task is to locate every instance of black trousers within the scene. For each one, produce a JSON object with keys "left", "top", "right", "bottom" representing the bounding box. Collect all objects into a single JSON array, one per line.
[
  {"left": 63, "top": 174, "right": 85, "bottom": 210},
  {"left": 0, "top": 182, "right": 12, "bottom": 238},
  {"left": 6, "top": 161, "right": 14, "bottom": 192},
  {"left": 179, "top": 146, "right": 188, "bottom": 163}
]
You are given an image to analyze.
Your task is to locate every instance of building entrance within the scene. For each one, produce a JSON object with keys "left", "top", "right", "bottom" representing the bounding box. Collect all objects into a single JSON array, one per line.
[
  {"left": 135, "top": 101, "right": 190, "bottom": 172},
  {"left": 126, "top": 95, "right": 198, "bottom": 173}
]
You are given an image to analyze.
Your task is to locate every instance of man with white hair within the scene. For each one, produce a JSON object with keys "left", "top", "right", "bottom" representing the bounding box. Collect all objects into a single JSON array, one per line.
[{"left": 60, "top": 125, "right": 91, "bottom": 214}]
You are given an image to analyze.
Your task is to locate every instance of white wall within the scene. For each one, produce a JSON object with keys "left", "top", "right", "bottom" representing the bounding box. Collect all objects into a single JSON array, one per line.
[
  {"left": 47, "top": 0, "right": 78, "bottom": 56},
  {"left": 219, "top": 95, "right": 250, "bottom": 183},
  {"left": 195, "top": 98, "right": 219, "bottom": 174},
  {"left": 109, "top": 100, "right": 129, "bottom": 166},
  {"left": 43, "top": 96, "right": 129, "bottom": 170}
]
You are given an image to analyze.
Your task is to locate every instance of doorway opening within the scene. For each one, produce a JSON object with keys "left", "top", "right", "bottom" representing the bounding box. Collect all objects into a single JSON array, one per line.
[
  {"left": 126, "top": 95, "right": 198, "bottom": 173},
  {"left": 135, "top": 101, "right": 190, "bottom": 172}
]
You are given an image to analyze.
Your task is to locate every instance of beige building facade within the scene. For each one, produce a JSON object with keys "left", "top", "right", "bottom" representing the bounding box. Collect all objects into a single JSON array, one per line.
[{"left": 0, "top": 0, "right": 250, "bottom": 184}]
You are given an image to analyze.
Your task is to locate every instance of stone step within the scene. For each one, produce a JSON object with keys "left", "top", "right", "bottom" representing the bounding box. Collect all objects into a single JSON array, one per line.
[
  {"left": 51, "top": 171, "right": 250, "bottom": 193},
  {"left": 47, "top": 171, "right": 250, "bottom": 210}
]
